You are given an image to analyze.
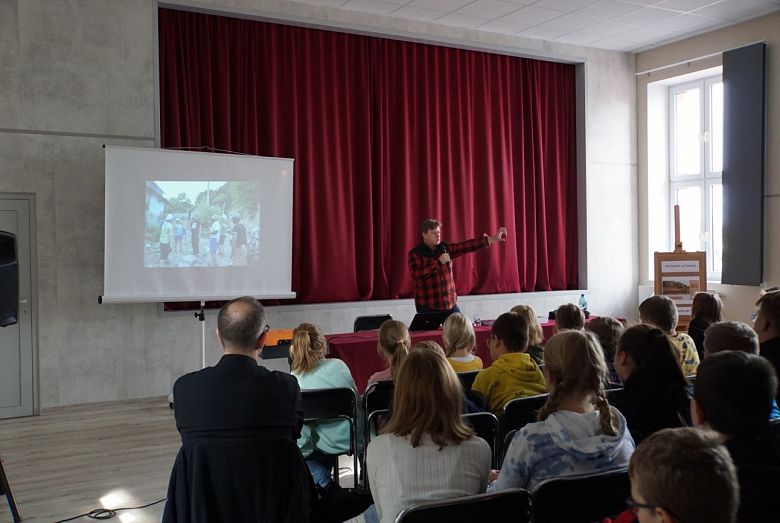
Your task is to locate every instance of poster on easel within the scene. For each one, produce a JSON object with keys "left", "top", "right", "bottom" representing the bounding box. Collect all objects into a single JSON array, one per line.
[
  {"left": 653, "top": 205, "right": 707, "bottom": 330},
  {"left": 654, "top": 252, "right": 707, "bottom": 328}
]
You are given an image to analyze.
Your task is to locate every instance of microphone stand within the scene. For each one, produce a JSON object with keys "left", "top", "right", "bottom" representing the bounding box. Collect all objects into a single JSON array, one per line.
[{"left": 195, "top": 300, "right": 206, "bottom": 369}]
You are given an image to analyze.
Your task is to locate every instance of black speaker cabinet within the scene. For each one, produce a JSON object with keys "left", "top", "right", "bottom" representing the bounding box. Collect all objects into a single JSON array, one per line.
[{"left": 0, "top": 231, "right": 18, "bottom": 327}]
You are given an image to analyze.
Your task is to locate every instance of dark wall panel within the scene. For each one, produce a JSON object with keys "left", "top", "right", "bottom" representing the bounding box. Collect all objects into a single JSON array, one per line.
[{"left": 722, "top": 43, "right": 766, "bottom": 285}]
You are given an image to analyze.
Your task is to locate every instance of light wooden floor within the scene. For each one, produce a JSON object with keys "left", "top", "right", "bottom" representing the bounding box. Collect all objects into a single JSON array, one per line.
[
  {"left": 0, "top": 397, "right": 179, "bottom": 523},
  {"left": 0, "top": 397, "right": 362, "bottom": 523}
]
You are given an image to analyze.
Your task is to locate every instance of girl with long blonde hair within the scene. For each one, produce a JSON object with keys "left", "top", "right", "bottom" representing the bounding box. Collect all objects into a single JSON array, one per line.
[
  {"left": 289, "top": 322, "right": 359, "bottom": 488},
  {"left": 494, "top": 330, "right": 634, "bottom": 491},
  {"left": 366, "top": 348, "right": 491, "bottom": 522}
]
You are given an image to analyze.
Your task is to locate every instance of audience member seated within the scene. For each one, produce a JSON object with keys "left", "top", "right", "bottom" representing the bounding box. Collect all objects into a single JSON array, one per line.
[
  {"left": 585, "top": 316, "right": 624, "bottom": 387},
  {"left": 754, "top": 289, "right": 780, "bottom": 395},
  {"left": 366, "top": 348, "right": 491, "bottom": 522},
  {"left": 687, "top": 292, "right": 723, "bottom": 359},
  {"left": 627, "top": 428, "right": 738, "bottom": 523},
  {"left": 639, "top": 295, "right": 700, "bottom": 376},
  {"left": 493, "top": 330, "right": 634, "bottom": 491},
  {"left": 703, "top": 321, "right": 780, "bottom": 420},
  {"left": 703, "top": 320, "right": 759, "bottom": 357},
  {"left": 367, "top": 320, "right": 411, "bottom": 389},
  {"left": 692, "top": 351, "right": 780, "bottom": 521},
  {"left": 472, "top": 312, "right": 548, "bottom": 415},
  {"left": 554, "top": 303, "right": 585, "bottom": 332},
  {"left": 163, "top": 297, "right": 310, "bottom": 522},
  {"left": 414, "top": 340, "right": 483, "bottom": 413},
  {"left": 611, "top": 325, "right": 691, "bottom": 445},
  {"left": 290, "top": 322, "right": 361, "bottom": 490},
  {"left": 511, "top": 304, "right": 546, "bottom": 365},
  {"left": 442, "top": 313, "right": 484, "bottom": 372}
]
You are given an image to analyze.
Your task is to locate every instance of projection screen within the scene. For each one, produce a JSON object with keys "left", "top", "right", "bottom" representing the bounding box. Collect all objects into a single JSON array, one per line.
[{"left": 102, "top": 146, "right": 295, "bottom": 303}]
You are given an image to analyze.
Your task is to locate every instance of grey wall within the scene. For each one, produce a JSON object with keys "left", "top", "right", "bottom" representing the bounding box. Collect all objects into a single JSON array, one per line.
[{"left": 0, "top": 0, "right": 637, "bottom": 408}]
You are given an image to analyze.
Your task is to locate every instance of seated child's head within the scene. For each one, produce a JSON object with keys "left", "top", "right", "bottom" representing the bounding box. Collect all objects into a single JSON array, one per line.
[
  {"left": 629, "top": 427, "right": 738, "bottom": 523},
  {"left": 442, "top": 313, "right": 476, "bottom": 357},
  {"left": 554, "top": 303, "right": 585, "bottom": 331},
  {"left": 639, "top": 295, "right": 678, "bottom": 334},
  {"left": 290, "top": 323, "right": 326, "bottom": 374},
  {"left": 378, "top": 320, "right": 411, "bottom": 377},
  {"left": 413, "top": 339, "right": 446, "bottom": 355},
  {"left": 539, "top": 330, "right": 615, "bottom": 435},
  {"left": 490, "top": 312, "right": 529, "bottom": 355},
  {"left": 585, "top": 316, "right": 624, "bottom": 361},
  {"left": 754, "top": 289, "right": 780, "bottom": 343},
  {"left": 693, "top": 350, "right": 777, "bottom": 437},
  {"left": 691, "top": 292, "right": 722, "bottom": 324},
  {"left": 703, "top": 321, "right": 759, "bottom": 357},
  {"left": 510, "top": 304, "right": 544, "bottom": 346}
]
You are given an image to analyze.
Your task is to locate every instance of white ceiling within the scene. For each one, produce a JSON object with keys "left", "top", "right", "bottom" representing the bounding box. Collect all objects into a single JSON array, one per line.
[{"left": 288, "top": 0, "right": 780, "bottom": 52}]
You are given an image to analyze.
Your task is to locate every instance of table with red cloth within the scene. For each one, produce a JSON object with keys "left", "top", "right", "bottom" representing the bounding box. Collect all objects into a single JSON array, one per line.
[{"left": 326, "top": 320, "right": 562, "bottom": 393}]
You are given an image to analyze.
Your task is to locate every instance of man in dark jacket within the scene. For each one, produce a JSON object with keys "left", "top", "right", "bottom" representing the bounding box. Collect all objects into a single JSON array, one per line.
[{"left": 164, "top": 296, "right": 309, "bottom": 522}]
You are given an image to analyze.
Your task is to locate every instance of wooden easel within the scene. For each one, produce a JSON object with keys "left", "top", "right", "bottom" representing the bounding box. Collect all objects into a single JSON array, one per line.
[
  {"left": 653, "top": 205, "right": 707, "bottom": 330},
  {"left": 0, "top": 455, "right": 22, "bottom": 522}
]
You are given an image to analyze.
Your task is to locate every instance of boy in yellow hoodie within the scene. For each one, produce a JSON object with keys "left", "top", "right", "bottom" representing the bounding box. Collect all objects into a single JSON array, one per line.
[{"left": 472, "top": 312, "right": 548, "bottom": 415}]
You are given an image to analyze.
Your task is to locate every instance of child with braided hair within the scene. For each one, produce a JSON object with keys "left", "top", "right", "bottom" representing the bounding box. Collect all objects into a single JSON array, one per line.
[{"left": 492, "top": 330, "right": 634, "bottom": 491}]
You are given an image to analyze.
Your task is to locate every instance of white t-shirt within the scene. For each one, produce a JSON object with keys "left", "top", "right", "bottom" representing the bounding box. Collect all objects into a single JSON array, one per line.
[{"left": 367, "top": 433, "right": 491, "bottom": 523}]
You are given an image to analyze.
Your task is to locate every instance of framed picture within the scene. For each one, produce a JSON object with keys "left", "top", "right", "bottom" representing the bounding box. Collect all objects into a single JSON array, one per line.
[{"left": 653, "top": 251, "right": 707, "bottom": 329}]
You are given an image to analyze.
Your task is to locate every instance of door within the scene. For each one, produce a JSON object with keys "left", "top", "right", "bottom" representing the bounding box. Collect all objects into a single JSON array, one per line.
[{"left": 0, "top": 197, "right": 35, "bottom": 418}]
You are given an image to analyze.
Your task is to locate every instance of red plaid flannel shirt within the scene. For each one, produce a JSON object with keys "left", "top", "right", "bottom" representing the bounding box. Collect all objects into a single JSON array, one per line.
[{"left": 408, "top": 236, "right": 488, "bottom": 311}]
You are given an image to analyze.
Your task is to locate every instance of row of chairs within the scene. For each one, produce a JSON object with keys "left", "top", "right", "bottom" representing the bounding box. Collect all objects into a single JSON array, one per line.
[{"left": 396, "top": 468, "right": 631, "bottom": 523}]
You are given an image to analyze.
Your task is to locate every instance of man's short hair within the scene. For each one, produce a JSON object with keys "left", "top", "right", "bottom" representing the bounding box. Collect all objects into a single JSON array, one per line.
[
  {"left": 703, "top": 321, "right": 759, "bottom": 356},
  {"left": 630, "top": 427, "right": 739, "bottom": 523},
  {"left": 756, "top": 290, "right": 780, "bottom": 331},
  {"left": 419, "top": 219, "right": 441, "bottom": 234},
  {"left": 217, "top": 296, "right": 266, "bottom": 351},
  {"left": 555, "top": 303, "right": 585, "bottom": 330},
  {"left": 491, "top": 312, "right": 529, "bottom": 353},
  {"left": 639, "top": 295, "right": 678, "bottom": 333},
  {"left": 694, "top": 351, "right": 777, "bottom": 436}
]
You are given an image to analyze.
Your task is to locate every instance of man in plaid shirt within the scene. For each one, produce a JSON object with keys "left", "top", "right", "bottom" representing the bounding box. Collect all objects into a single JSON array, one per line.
[{"left": 408, "top": 219, "right": 507, "bottom": 313}]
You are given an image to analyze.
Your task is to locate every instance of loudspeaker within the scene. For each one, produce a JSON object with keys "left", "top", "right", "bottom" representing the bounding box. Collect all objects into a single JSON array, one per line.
[{"left": 0, "top": 232, "right": 18, "bottom": 327}]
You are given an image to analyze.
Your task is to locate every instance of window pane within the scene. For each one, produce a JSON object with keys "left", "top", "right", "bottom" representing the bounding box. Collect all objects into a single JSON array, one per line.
[
  {"left": 675, "top": 186, "right": 702, "bottom": 251},
  {"left": 710, "top": 183, "right": 723, "bottom": 273},
  {"left": 710, "top": 82, "right": 723, "bottom": 173},
  {"left": 675, "top": 88, "right": 701, "bottom": 176}
]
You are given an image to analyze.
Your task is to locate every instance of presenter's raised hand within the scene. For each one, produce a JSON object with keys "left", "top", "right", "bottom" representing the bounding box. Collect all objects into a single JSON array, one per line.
[
  {"left": 487, "top": 227, "right": 508, "bottom": 245},
  {"left": 438, "top": 252, "right": 451, "bottom": 264}
]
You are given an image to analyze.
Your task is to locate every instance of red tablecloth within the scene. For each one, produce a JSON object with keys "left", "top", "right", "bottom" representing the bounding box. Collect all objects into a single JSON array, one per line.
[{"left": 327, "top": 320, "right": 566, "bottom": 393}]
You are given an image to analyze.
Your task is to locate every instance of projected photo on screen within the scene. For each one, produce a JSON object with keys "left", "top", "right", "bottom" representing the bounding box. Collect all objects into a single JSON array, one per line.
[{"left": 144, "top": 181, "right": 261, "bottom": 268}]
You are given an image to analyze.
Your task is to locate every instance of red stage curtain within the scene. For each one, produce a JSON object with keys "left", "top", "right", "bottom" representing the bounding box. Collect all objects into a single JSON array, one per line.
[{"left": 159, "top": 8, "right": 578, "bottom": 304}]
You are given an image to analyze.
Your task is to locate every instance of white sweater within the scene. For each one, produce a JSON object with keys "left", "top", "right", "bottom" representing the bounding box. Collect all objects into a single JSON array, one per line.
[{"left": 366, "top": 433, "right": 491, "bottom": 523}]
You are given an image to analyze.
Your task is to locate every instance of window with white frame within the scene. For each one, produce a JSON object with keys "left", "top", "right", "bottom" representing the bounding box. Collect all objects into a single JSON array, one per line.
[{"left": 669, "top": 75, "right": 723, "bottom": 279}]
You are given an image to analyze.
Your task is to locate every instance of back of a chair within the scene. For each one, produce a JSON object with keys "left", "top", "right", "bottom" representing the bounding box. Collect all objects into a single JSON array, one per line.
[
  {"left": 457, "top": 370, "right": 480, "bottom": 391},
  {"left": 354, "top": 314, "right": 393, "bottom": 332},
  {"left": 301, "top": 387, "right": 357, "bottom": 426},
  {"left": 605, "top": 387, "right": 625, "bottom": 405},
  {"left": 363, "top": 380, "right": 395, "bottom": 419},
  {"left": 498, "top": 394, "right": 548, "bottom": 464},
  {"left": 501, "top": 429, "right": 518, "bottom": 464},
  {"left": 301, "top": 387, "right": 359, "bottom": 487},
  {"left": 395, "top": 488, "right": 532, "bottom": 523},
  {"left": 532, "top": 468, "right": 630, "bottom": 523},
  {"left": 463, "top": 412, "right": 499, "bottom": 468}
]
